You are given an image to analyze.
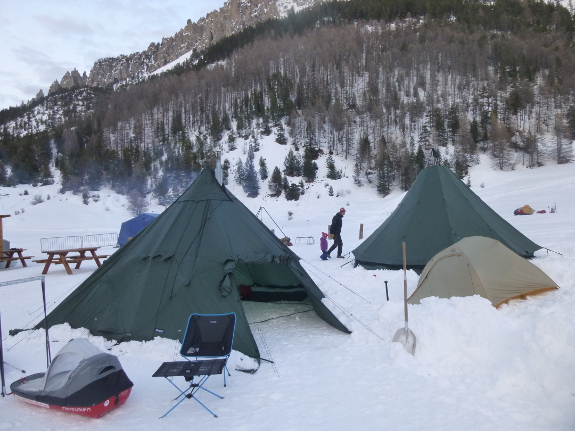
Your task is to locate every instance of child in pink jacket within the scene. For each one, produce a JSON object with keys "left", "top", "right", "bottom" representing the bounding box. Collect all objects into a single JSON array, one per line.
[{"left": 320, "top": 232, "right": 329, "bottom": 260}]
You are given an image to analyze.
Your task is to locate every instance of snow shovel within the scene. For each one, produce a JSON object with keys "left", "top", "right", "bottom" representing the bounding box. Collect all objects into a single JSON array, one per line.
[{"left": 392, "top": 242, "right": 416, "bottom": 355}]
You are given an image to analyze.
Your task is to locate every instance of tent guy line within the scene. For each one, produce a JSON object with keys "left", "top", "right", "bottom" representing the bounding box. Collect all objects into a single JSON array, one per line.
[
  {"left": 320, "top": 292, "right": 384, "bottom": 341},
  {"left": 301, "top": 258, "right": 372, "bottom": 304},
  {"left": 247, "top": 308, "right": 314, "bottom": 324},
  {"left": 243, "top": 301, "right": 278, "bottom": 376}
]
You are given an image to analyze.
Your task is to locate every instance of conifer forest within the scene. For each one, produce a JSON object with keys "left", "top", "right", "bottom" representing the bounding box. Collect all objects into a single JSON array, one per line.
[{"left": 1, "top": 0, "right": 575, "bottom": 202}]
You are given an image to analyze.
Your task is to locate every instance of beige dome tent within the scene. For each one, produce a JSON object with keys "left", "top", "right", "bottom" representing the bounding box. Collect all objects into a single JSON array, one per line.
[
  {"left": 408, "top": 236, "right": 558, "bottom": 308},
  {"left": 514, "top": 204, "right": 535, "bottom": 215},
  {"left": 521, "top": 204, "right": 535, "bottom": 215}
]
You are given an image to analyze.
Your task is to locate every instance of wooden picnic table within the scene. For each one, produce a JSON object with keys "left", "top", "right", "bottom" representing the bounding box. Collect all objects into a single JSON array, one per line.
[
  {"left": 0, "top": 248, "right": 33, "bottom": 268},
  {"left": 33, "top": 247, "right": 109, "bottom": 275}
]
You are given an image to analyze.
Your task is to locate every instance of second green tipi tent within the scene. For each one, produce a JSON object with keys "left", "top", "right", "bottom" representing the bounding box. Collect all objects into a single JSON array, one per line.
[
  {"left": 38, "top": 167, "right": 350, "bottom": 369},
  {"left": 352, "top": 165, "right": 541, "bottom": 270}
]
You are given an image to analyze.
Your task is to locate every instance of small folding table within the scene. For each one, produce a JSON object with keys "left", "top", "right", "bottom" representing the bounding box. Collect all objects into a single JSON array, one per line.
[{"left": 153, "top": 359, "right": 227, "bottom": 418}]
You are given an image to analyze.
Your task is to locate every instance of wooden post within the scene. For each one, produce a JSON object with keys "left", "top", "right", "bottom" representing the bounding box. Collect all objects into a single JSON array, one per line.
[
  {"left": 359, "top": 223, "right": 363, "bottom": 240},
  {"left": 328, "top": 225, "right": 331, "bottom": 235},
  {"left": 0, "top": 215, "right": 11, "bottom": 249}
]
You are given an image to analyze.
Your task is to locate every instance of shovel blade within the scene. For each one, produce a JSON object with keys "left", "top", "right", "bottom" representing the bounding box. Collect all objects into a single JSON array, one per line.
[{"left": 392, "top": 327, "right": 416, "bottom": 355}]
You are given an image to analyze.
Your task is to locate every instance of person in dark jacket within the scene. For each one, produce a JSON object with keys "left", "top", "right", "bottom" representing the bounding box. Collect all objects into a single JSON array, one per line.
[{"left": 327, "top": 207, "right": 346, "bottom": 258}]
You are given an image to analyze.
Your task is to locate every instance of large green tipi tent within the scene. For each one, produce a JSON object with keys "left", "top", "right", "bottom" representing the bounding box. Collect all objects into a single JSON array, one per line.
[
  {"left": 39, "top": 168, "right": 350, "bottom": 365},
  {"left": 352, "top": 165, "right": 541, "bottom": 270}
]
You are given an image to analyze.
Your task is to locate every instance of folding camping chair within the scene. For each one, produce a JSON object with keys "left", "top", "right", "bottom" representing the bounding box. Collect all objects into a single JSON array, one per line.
[{"left": 153, "top": 313, "right": 236, "bottom": 418}]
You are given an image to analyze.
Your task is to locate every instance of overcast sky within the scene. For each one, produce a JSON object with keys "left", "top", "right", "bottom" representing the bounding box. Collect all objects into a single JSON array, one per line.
[{"left": 0, "top": 0, "right": 228, "bottom": 111}]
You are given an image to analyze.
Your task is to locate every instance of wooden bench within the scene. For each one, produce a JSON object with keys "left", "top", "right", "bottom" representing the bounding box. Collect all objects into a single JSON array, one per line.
[
  {"left": 1, "top": 256, "right": 33, "bottom": 262},
  {"left": 34, "top": 259, "right": 64, "bottom": 264},
  {"left": 35, "top": 247, "right": 107, "bottom": 275},
  {"left": 0, "top": 249, "right": 33, "bottom": 268},
  {"left": 66, "top": 255, "right": 110, "bottom": 263},
  {"left": 33, "top": 255, "right": 109, "bottom": 264}
]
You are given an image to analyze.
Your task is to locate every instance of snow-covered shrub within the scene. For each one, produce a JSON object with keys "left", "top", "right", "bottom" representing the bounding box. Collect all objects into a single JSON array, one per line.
[
  {"left": 30, "top": 194, "right": 44, "bottom": 205},
  {"left": 81, "top": 188, "right": 90, "bottom": 205}
]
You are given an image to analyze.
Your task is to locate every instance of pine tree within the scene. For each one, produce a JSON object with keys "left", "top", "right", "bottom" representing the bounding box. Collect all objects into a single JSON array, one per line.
[
  {"left": 243, "top": 156, "right": 260, "bottom": 197},
  {"left": 282, "top": 176, "right": 290, "bottom": 192},
  {"left": 400, "top": 153, "right": 417, "bottom": 191},
  {"left": 269, "top": 89, "right": 279, "bottom": 122},
  {"left": 261, "top": 114, "right": 272, "bottom": 136},
  {"left": 250, "top": 134, "right": 260, "bottom": 152},
  {"left": 283, "top": 149, "right": 302, "bottom": 176},
  {"left": 302, "top": 145, "right": 318, "bottom": 181},
  {"left": 353, "top": 160, "right": 362, "bottom": 186},
  {"left": 305, "top": 120, "right": 316, "bottom": 147},
  {"left": 235, "top": 158, "right": 245, "bottom": 185},
  {"left": 227, "top": 133, "right": 237, "bottom": 151},
  {"left": 567, "top": 105, "right": 575, "bottom": 139},
  {"left": 210, "top": 109, "right": 223, "bottom": 142},
  {"left": 326, "top": 155, "right": 342, "bottom": 180},
  {"left": 236, "top": 115, "right": 246, "bottom": 137},
  {"left": 0, "top": 161, "right": 7, "bottom": 186},
  {"left": 294, "top": 152, "right": 303, "bottom": 176},
  {"left": 285, "top": 182, "right": 300, "bottom": 201},
  {"left": 376, "top": 154, "right": 391, "bottom": 197},
  {"left": 470, "top": 119, "right": 480, "bottom": 145},
  {"left": 284, "top": 149, "right": 296, "bottom": 176},
  {"left": 303, "top": 158, "right": 318, "bottom": 181},
  {"left": 418, "top": 123, "right": 431, "bottom": 149},
  {"left": 275, "top": 125, "right": 288, "bottom": 145},
  {"left": 414, "top": 145, "right": 426, "bottom": 173},
  {"left": 328, "top": 185, "right": 334, "bottom": 196},
  {"left": 259, "top": 156, "right": 268, "bottom": 180},
  {"left": 447, "top": 104, "right": 460, "bottom": 143},
  {"left": 454, "top": 156, "right": 468, "bottom": 179},
  {"left": 268, "top": 166, "right": 283, "bottom": 194}
]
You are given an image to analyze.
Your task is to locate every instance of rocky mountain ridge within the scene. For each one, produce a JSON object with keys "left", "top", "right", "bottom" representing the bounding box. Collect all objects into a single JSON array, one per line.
[{"left": 45, "top": 0, "right": 324, "bottom": 96}]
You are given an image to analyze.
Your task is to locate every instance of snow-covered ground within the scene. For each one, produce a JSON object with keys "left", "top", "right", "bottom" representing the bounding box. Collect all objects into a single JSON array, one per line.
[{"left": 0, "top": 138, "right": 574, "bottom": 430}]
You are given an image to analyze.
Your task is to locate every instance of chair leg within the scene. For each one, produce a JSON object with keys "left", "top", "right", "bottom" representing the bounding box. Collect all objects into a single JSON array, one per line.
[
  {"left": 189, "top": 394, "right": 219, "bottom": 417},
  {"left": 165, "top": 376, "right": 188, "bottom": 400},
  {"left": 197, "top": 385, "right": 224, "bottom": 399},
  {"left": 223, "top": 364, "right": 231, "bottom": 387},
  {"left": 161, "top": 375, "right": 223, "bottom": 418},
  {"left": 160, "top": 395, "right": 188, "bottom": 418}
]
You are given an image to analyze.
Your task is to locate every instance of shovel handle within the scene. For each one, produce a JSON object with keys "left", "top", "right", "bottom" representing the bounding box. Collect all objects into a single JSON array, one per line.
[{"left": 402, "top": 242, "right": 408, "bottom": 324}]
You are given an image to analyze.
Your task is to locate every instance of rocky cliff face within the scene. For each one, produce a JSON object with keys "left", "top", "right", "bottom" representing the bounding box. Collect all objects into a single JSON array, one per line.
[{"left": 48, "top": 0, "right": 324, "bottom": 95}]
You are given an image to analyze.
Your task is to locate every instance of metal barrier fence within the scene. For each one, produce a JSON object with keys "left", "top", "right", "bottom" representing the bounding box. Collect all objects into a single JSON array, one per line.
[{"left": 40, "top": 233, "right": 119, "bottom": 252}]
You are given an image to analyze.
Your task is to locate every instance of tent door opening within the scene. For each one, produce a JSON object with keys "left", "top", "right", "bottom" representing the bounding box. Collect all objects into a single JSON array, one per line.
[{"left": 232, "top": 262, "right": 308, "bottom": 303}]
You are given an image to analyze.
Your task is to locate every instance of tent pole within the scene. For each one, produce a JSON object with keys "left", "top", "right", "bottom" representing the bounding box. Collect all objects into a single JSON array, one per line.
[
  {"left": 0, "top": 309, "right": 6, "bottom": 397},
  {"left": 41, "top": 277, "right": 51, "bottom": 367}
]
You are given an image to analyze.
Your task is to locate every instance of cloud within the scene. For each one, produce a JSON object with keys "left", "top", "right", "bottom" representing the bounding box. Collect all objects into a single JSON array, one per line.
[
  {"left": 13, "top": 45, "right": 81, "bottom": 86},
  {"left": 0, "top": 0, "right": 228, "bottom": 110},
  {"left": 35, "top": 13, "right": 97, "bottom": 40}
]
